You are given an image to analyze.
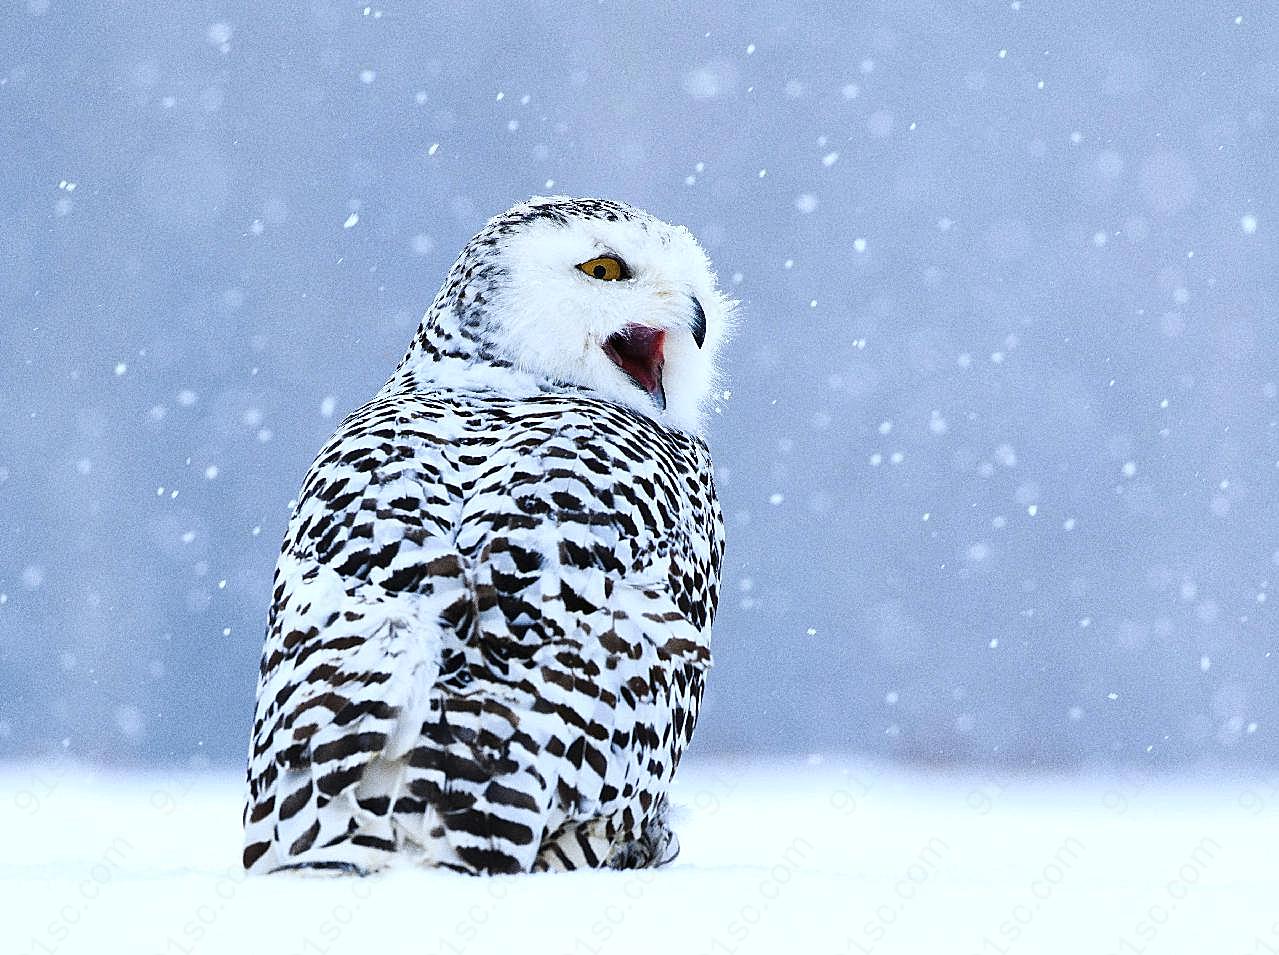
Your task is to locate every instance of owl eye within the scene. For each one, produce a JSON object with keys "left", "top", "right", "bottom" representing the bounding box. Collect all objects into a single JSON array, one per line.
[{"left": 577, "top": 256, "right": 630, "bottom": 282}]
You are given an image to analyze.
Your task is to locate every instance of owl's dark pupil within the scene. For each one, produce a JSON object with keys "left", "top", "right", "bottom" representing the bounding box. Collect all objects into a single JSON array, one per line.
[{"left": 593, "top": 264, "right": 607, "bottom": 279}]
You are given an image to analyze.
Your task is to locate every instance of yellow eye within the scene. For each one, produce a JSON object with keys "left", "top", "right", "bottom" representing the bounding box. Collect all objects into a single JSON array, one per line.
[{"left": 577, "top": 256, "right": 629, "bottom": 281}]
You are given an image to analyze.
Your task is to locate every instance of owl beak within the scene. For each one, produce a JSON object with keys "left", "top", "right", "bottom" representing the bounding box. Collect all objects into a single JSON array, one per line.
[
  {"left": 604, "top": 325, "right": 667, "bottom": 410},
  {"left": 689, "top": 296, "right": 707, "bottom": 349}
]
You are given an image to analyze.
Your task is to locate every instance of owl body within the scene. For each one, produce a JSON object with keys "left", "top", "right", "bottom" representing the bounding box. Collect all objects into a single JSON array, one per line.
[{"left": 244, "top": 197, "right": 733, "bottom": 875}]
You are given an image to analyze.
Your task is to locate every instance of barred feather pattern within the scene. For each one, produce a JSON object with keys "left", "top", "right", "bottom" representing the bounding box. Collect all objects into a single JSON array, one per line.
[{"left": 243, "top": 389, "right": 723, "bottom": 875}]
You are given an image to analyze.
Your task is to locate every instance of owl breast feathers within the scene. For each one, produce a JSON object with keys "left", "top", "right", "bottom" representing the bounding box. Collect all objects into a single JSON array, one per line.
[{"left": 243, "top": 196, "right": 732, "bottom": 874}]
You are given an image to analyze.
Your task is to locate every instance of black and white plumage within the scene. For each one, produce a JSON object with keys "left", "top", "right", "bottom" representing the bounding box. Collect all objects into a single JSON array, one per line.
[{"left": 243, "top": 196, "right": 734, "bottom": 875}]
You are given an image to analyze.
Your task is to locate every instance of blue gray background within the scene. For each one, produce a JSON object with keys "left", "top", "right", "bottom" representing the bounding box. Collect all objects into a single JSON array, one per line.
[{"left": 3, "top": 2, "right": 1276, "bottom": 771}]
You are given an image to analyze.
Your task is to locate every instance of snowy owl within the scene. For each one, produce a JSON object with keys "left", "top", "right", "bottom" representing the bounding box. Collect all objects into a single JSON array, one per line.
[{"left": 243, "top": 196, "right": 734, "bottom": 875}]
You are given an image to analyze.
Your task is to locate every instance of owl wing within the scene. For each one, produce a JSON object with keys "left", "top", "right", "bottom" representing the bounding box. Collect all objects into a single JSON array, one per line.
[{"left": 242, "top": 395, "right": 475, "bottom": 872}]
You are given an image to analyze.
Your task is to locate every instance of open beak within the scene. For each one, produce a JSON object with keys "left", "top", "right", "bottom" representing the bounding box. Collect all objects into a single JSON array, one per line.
[
  {"left": 603, "top": 324, "right": 667, "bottom": 410},
  {"left": 603, "top": 300, "right": 704, "bottom": 410}
]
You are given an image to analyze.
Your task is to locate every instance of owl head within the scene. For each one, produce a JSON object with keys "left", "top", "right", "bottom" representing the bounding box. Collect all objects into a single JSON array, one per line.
[{"left": 400, "top": 196, "right": 737, "bottom": 434}]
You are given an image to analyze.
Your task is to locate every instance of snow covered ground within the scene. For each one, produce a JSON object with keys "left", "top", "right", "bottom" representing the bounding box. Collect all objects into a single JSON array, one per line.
[{"left": 4, "top": 757, "right": 1275, "bottom": 955}]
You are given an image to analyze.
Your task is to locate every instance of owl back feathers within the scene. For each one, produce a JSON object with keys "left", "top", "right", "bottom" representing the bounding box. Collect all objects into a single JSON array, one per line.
[{"left": 244, "top": 387, "right": 723, "bottom": 874}]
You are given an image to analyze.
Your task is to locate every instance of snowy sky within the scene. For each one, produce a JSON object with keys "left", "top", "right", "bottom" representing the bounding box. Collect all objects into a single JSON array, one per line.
[{"left": 2, "top": 2, "right": 1277, "bottom": 770}]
